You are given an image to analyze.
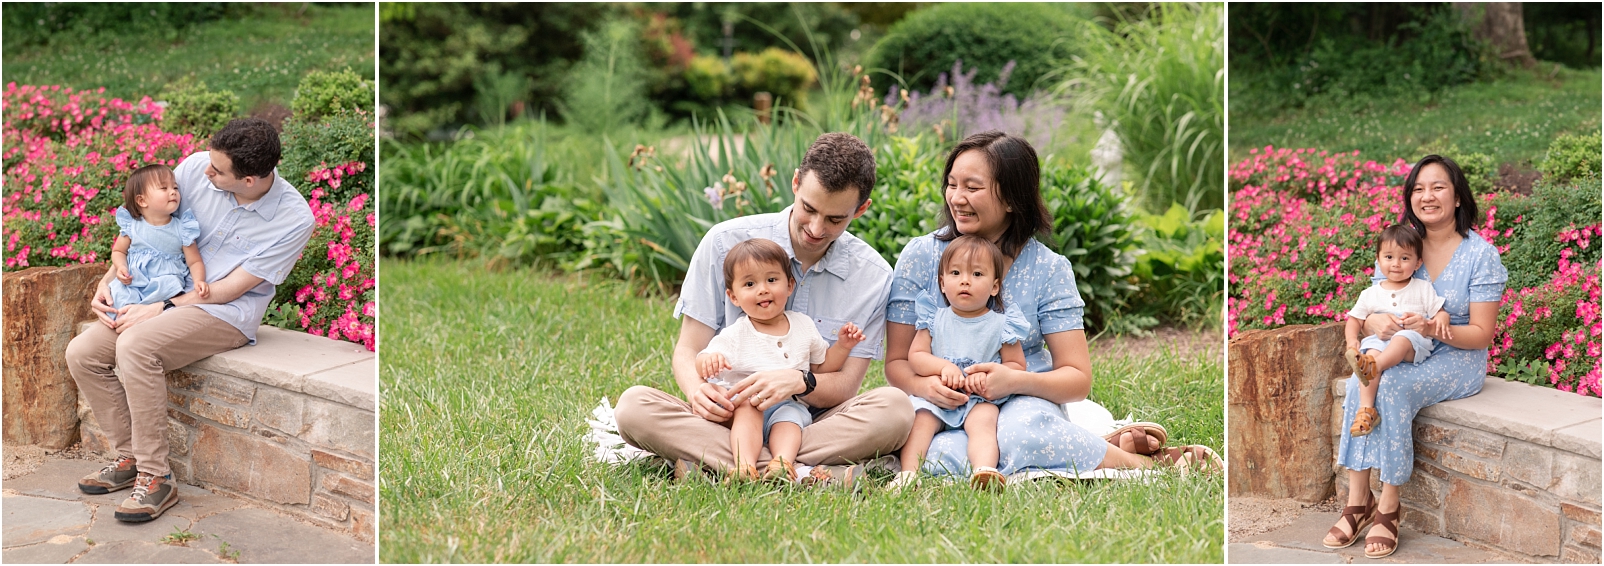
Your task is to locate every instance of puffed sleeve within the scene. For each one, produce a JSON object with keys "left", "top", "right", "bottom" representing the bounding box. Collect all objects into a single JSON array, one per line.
[
  {"left": 1467, "top": 239, "right": 1508, "bottom": 303},
  {"left": 114, "top": 206, "right": 135, "bottom": 237},
  {"left": 176, "top": 209, "right": 201, "bottom": 246},
  {"left": 913, "top": 291, "right": 941, "bottom": 331},
  {"left": 887, "top": 235, "right": 939, "bottom": 326},
  {"left": 1036, "top": 247, "right": 1087, "bottom": 334},
  {"left": 1000, "top": 307, "right": 1031, "bottom": 345}
]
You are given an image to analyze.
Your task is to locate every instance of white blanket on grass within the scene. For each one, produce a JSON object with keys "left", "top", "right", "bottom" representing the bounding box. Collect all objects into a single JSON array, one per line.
[{"left": 585, "top": 396, "right": 1158, "bottom": 482}]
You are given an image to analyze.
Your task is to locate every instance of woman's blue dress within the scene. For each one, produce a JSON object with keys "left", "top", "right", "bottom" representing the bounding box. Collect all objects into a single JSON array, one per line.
[
  {"left": 1336, "top": 231, "right": 1507, "bottom": 485},
  {"left": 109, "top": 207, "right": 201, "bottom": 312},
  {"left": 889, "top": 232, "right": 1110, "bottom": 475}
]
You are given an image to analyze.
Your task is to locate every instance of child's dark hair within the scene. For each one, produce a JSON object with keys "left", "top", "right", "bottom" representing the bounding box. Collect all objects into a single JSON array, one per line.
[
  {"left": 723, "top": 238, "right": 794, "bottom": 290},
  {"left": 938, "top": 235, "right": 1007, "bottom": 312},
  {"left": 1377, "top": 223, "right": 1424, "bottom": 258},
  {"left": 122, "top": 164, "right": 175, "bottom": 221}
]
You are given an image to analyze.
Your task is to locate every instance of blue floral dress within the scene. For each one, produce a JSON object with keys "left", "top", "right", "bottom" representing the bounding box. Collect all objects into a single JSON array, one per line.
[
  {"left": 1336, "top": 231, "right": 1507, "bottom": 485},
  {"left": 109, "top": 207, "right": 200, "bottom": 312},
  {"left": 889, "top": 232, "right": 1110, "bottom": 476},
  {"left": 906, "top": 293, "right": 1031, "bottom": 429}
]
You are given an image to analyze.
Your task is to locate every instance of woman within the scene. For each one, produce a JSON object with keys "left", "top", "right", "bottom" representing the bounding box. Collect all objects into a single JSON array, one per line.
[
  {"left": 1322, "top": 155, "right": 1506, "bottom": 558},
  {"left": 884, "top": 131, "right": 1216, "bottom": 482}
]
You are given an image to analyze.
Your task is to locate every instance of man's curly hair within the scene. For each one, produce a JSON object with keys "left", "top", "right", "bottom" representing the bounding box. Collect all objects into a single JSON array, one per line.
[
  {"left": 798, "top": 133, "right": 876, "bottom": 205},
  {"left": 209, "top": 118, "right": 282, "bottom": 179}
]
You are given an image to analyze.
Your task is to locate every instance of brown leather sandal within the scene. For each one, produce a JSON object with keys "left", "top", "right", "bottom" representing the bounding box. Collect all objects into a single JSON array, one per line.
[
  {"left": 1323, "top": 490, "right": 1376, "bottom": 549},
  {"left": 1154, "top": 445, "right": 1225, "bottom": 473},
  {"left": 970, "top": 467, "right": 1006, "bottom": 491},
  {"left": 1365, "top": 506, "right": 1400, "bottom": 558},
  {"left": 1350, "top": 407, "right": 1380, "bottom": 437},
  {"left": 762, "top": 457, "right": 796, "bottom": 484},
  {"left": 1103, "top": 423, "right": 1168, "bottom": 456},
  {"left": 1346, "top": 348, "right": 1378, "bottom": 386}
]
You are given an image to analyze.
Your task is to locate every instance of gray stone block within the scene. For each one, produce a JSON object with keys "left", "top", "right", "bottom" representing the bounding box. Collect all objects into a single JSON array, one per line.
[
  {"left": 2, "top": 535, "right": 88, "bottom": 564},
  {"left": 300, "top": 399, "right": 375, "bottom": 460},
  {"left": 203, "top": 374, "right": 256, "bottom": 406},
  {"left": 1554, "top": 418, "right": 1602, "bottom": 459},
  {"left": 192, "top": 507, "right": 373, "bottom": 564},
  {"left": 251, "top": 387, "right": 305, "bottom": 435},
  {"left": 1500, "top": 440, "right": 1554, "bottom": 490},
  {"left": 1554, "top": 451, "right": 1603, "bottom": 507},
  {"left": 304, "top": 360, "right": 376, "bottom": 412},
  {"left": 1, "top": 495, "right": 89, "bottom": 547},
  {"left": 1421, "top": 378, "right": 1601, "bottom": 450},
  {"left": 185, "top": 327, "right": 372, "bottom": 395},
  {"left": 73, "top": 539, "right": 223, "bottom": 564}
]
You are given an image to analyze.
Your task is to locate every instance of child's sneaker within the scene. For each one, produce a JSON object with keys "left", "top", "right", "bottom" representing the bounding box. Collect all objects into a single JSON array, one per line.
[
  {"left": 1350, "top": 407, "right": 1380, "bottom": 437},
  {"left": 886, "top": 470, "right": 920, "bottom": 492},
  {"left": 78, "top": 456, "right": 138, "bottom": 494},
  {"left": 113, "top": 473, "right": 177, "bottom": 522},
  {"left": 1345, "top": 348, "right": 1378, "bottom": 386}
]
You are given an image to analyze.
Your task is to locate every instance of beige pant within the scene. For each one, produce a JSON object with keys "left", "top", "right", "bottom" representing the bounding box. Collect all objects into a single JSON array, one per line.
[
  {"left": 65, "top": 307, "right": 247, "bottom": 478},
  {"left": 616, "top": 385, "right": 914, "bottom": 473}
]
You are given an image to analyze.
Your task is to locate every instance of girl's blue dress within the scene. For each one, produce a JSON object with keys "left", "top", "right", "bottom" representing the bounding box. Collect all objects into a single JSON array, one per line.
[
  {"left": 1336, "top": 231, "right": 1507, "bottom": 485},
  {"left": 109, "top": 207, "right": 201, "bottom": 312},
  {"left": 906, "top": 292, "right": 1030, "bottom": 429}
]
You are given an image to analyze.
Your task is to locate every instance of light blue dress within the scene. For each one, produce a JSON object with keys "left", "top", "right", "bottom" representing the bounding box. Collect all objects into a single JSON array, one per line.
[
  {"left": 109, "top": 207, "right": 200, "bottom": 312},
  {"left": 906, "top": 293, "right": 1030, "bottom": 429},
  {"left": 1336, "top": 231, "right": 1507, "bottom": 485},
  {"left": 889, "top": 232, "right": 1110, "bottom": 476}
]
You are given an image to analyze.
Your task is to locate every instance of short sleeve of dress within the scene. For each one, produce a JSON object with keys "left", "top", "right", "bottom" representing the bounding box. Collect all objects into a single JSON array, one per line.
[
  {"left": 176, "top": 209, "right": 201, "bottom": 246},
  {"left": 114, "top": 207, "right": 135, "bottom": 237},
  {"left": 1000, "top": 307, "right": 1031, "bottom": 345},
  {"left": 1036, "top": 249, "right": 1087, "bottom": 334},
  {"left": 913, "top": 291, "right": 941, "bottom": 331},
  {"left": 1467, "top": 242, "right": 1508, "bottom": 303},
  {"left": 887, "top": 236, "right": 938, "bottom": 326}
]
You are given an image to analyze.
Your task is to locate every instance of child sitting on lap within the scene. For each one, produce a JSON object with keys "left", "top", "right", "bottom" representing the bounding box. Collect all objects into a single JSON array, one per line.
[
  {"left": 109, "top": 164, "right": 209, "bottom": 319},
  {"left": 1344, "top": 223, "right": 1450, "bottom": 437}
]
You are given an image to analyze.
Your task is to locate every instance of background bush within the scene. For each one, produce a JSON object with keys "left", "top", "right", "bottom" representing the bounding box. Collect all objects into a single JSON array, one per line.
[
  {"left": 156, "top": 78, "right": 241, "bottom": 139},
  {"left": 1539, "top": 130, "right": 1602, "bottom": 183},
  {"left": 865, "top": 3, "right": 1079, "bottom": 100},
  {"left": 292, "top": 68, "right": 375, "bottom": 121},
  {"left": 1, "top": 3, "right": 228, "bottom": 49}
]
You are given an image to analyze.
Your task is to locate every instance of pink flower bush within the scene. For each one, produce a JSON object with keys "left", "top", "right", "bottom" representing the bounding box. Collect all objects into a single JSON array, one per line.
[
  {"left": 290, "top": 161, "right": 375, "bottom": 351},
  {"left": 2, "top": 84, "right": 198, "bottom": 268},
  {"left": 1229, "top": 146, "right": 1602, "bottom": 397}
]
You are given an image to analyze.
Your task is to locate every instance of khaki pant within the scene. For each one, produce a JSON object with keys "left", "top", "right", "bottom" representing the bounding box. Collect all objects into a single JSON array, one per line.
[
  {"left": 616, "top": 385, "right": 914, "bottom": 473},
  {"left": 65, "top": 307, "right": 247, "bottom": 478}
]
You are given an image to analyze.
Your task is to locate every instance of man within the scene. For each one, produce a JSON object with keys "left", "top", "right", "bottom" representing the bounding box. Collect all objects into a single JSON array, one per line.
[
  {"left": 616, "top": 133, "right": 912, "bottom": 487},
  {"left": 66, "top": 118, "right": 315, "bottom": 522}
]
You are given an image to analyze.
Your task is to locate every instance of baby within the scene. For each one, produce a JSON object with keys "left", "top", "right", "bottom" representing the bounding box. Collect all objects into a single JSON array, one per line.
[
  {"left": 1343, "top": 223, "right": 1450, "bottom": 437},
  {"left": 696, "top": 238, "right": 864, "bottom": 482},
  {"left": 109, "top": 164, "right": 208, "bottom": 319}
]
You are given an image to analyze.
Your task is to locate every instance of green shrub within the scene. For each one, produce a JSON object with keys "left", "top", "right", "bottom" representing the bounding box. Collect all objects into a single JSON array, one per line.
[
  {"left": 2, "top": 3, "right": 228, "bottom": 48},
  {"left": 560, "top": 19, "right": 652, "bottom": 134},
  {"left": 684, "top": 55, "right": 733, "bottom": 100},
  {"left": 1495, "top": 177, "right": 1603, "bottom": 292},
  {"left": 731, "top": 48, "right": 818, "bottom": 109},
  {"left": 1041, "top": 168, "right": 1143, "bottom": 334},
  {"left": 281, "top": 111, "right": 375, "bottom": 204},
  {"left": 1540, "top": 131, "right": 1602, "bottom": 183},
  {"left": 292, "top": 69, "right": 374, "bottom": 121},
  {"left": 157, "top": 78, "right": 241, "bottom": 139},
  {"left": 865, "top": 3, "right": 1077, "bottom": 99},
  {"left": 1129, "top": 204, "right": 1224, "bottom": 329}
]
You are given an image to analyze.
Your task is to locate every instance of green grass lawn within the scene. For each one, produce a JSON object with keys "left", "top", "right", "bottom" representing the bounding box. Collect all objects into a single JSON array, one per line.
[
  {"left": 2, "top": 4, "right": 374, "bottom": 110},
  {"left": 379, "top": 258, "right": 1223, "bottom": 563},
  {"left": 1228, "top": 67, "right": 1601, "bottom": 167}
]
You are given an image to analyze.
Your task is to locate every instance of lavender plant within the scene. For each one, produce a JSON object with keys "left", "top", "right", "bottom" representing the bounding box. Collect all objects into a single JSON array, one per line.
[{"left": 887, "top": 60, "right": 1068, "bottom": 152}]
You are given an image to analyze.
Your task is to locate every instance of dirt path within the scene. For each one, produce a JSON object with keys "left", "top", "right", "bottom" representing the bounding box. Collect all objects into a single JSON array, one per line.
[{"left": 1090, "top": 326, "right": 1224, "bottom": 361}]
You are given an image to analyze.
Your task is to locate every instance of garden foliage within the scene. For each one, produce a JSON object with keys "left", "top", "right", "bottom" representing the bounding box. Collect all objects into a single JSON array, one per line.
[
  {"left": 156, "top": 78, "right": 241, "bottom": 139},
  {"left": 865, "top": 3, "right": 1077, "bottom": 99},
  {"left": 1228, "top": 146, "right": 1601, "bottom": 396},
  {"left": 291, "top": 69, "right": 375, "bottom": 121},
  {"left": 891, "top": 60, "right": 1067, "bottom": 155}
]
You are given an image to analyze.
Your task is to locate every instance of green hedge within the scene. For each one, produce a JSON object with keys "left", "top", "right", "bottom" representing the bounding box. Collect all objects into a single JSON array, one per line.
[{"left": 865, "top": 3, "right": 1078, "bottom": 98}]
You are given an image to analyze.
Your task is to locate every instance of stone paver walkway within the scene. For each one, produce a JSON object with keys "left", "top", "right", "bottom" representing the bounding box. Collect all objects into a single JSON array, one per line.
[
  {"left": 1228, "top": 509, "right": 1530, "bottom": 564},
  {"left": 4, "top": 457, "right": 372, "bottom": 564}
]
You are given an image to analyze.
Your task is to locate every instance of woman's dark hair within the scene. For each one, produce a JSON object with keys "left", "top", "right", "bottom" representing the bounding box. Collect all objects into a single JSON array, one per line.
[
  {"left": 121, "top": 164, "right": 175, "bottom": 221},
  {"left": 209, "top": 118, "right": 282, "bottom": 179},
  {"left": 1377, "top": 223, "right": 1424, "bottom": 259},
  {"left": 1400, "top": 154, "right": 1477, "bottom": 237},
  {"left": 723, "top": 238, "right": 795, "bottom": 290},
  {"left": 938, "top": 234, "right": 1007, "bottom": 313},
  {"left": 934, "top": 131, "right": 1052, "bottom": 258}
]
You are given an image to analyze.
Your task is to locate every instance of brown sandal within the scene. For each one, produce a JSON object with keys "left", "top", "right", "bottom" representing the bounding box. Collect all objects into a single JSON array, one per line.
[
  {"left": 1154, "top": 445, "right": 1224, "bottom": 473},
  {"left": 1365, "top": 506, "right": 1400, "bottom": 558},
  {"left": 970, "top": 467, "right": 1006, "bottom": 491},
  {"left": 1323, "top": 490, "right": 1377, "bottom": 549},
  {"left": 762, "top": 457, "right": 796, "bottom": 484},
  {"left": 1350, "top": 407, "right": 1380, "bottom": 437},
  {"left": 1346, "top": 348, "right": 1378, "bottom": 386},
  {"left": 1103, "top": 423, "right": 1168, "bottom": 456}
]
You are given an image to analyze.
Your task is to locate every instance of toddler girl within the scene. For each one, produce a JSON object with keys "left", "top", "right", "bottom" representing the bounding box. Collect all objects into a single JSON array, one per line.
[
  {"left": 1343, "top": 223, "right": 1450, "bottom": 437},
  {"left": 695, "top": 238, "right": 864, "bottom": 482},
  {"left": 109, "top": 164, "right": 207, "bottom": 319},
  {"left": 890, "top": 235, "right": 1028, "bottom": 490}
]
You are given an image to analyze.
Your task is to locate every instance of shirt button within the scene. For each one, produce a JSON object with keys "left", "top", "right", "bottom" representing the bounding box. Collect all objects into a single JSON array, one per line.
[{"left": 776, "top": 341, "right": 783, "bottom": 347}]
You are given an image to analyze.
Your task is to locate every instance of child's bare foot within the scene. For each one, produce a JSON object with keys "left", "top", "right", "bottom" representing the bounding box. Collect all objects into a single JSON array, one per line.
[
  {"left": 1345, "top": 348, "right": 1378, "bottom": 386},
  {"left": 1350, "top": 407, "right": 1379, "bottom": 437}
]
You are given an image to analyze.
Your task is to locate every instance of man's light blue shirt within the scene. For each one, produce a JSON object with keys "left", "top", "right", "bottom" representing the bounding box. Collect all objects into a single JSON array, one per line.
[
  {"left": 674, "top": 206, "right": 893, "bottom": 360},
  {"left": 173, "top": 151, "right": 315, "bottom": 345}
]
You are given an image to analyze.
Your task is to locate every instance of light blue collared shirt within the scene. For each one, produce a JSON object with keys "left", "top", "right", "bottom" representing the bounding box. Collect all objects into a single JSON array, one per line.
[
  {"left": 674, "top": 206, "right": 893, "bottom": 360},
  {"left": 174, "top": 151, "right": 315, "bottom": 344}
]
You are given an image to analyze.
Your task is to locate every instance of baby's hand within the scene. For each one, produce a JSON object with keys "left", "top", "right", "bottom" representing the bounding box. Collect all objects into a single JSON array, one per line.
[
  {"left": 1431, "top": 312, "right": 1453, "bottom": 341},
  {"left": 116, "top": 266, "right": 132, "bottom": 285},
  {"left": 835, "top": 322, "right": 864, "bottom": 349},
  {"left": 194, "top": 280, "right": 211, "bottom": 299},
  {"left": 940, "top": 364, "right": 966, "bottom": 391},
  {"left": 696, "top": 352, "right": 731, "bottom": 379}
]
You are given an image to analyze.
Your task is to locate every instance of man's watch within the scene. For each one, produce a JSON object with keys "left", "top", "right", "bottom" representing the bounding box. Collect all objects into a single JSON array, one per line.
[
  {"left": 162, "top": 298, "right": 176, "bottom": 311},
  {"left": 794, "top": 369, "right": 817, "bottom": 403}
]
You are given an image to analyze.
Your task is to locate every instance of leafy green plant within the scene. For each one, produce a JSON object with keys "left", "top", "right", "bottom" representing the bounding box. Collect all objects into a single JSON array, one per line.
[
  {"left": 160, "top": 527, "right": 199, "bottom": 546},
  {"left": 473, "top": 66, "right": 532, "bottom": 129},
  {"left": 1498, "top": 358, "right": 1553, "bottom": 387},
  {"left": 1540, "top": 130, "right": 1602, "bottom": 183},
  {"left": 1041, "top": 167, "right": 1142, "bottom": 335},
  {"left": 865, "top": 3, "right": 1078, "bottom": 98},
  {"left": 731, "top": 47, "right": 818, "bottom": 109},
  {"left": 291, "top": 68, "right": 374, "bottom": 121},
  {"left": 1129, "top": 204, "right": 1225, "bottom": 329},
  {"left": 280, "top": 110, "right": 375, "bottom": 203},
  {"left": 560, "top": 19, "right": 652, "bottom": 134},
  {"left": 1055, "top": 2, "right": 1223, "bottom": 215},
  {"left": 157, "top": 77, "right": 241, "bottom": 139},
  {"left": 684, "top": 54, "right": 733, "bottom": 100}
]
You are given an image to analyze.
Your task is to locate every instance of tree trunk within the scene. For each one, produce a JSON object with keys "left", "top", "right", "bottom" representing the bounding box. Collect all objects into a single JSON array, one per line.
[{"left": 1454, "top": 2, "right": 1537, "bottom": 68}]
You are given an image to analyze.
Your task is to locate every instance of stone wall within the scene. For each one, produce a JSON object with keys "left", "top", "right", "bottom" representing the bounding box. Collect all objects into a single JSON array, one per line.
[
  {"left": 1333, "top": 377, "right": 1603, "bottom": 562},
  {"left": 1227, "top": 323, "right": 1347, "bottom": 502},
  {"left": 78, "top": 326, "right": 377, "bottom": 542},
  {"left": 2, "top": 264, "right": 106, "bottom": 448}
]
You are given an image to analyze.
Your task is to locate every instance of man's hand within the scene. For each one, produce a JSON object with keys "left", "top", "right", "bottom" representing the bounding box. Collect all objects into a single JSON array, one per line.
[
  {"left": 115, "top": 266, "right": 132, "bottom": 285},
  {"left": 725, "top": 368, "right": 806, "bottom": 411},
  {"left": 195, "top": 280, "right": 211, "bottom": 300},
  {"left": 689, "top": 382, "right": 736, "bottom": 423},
  {"left": 111, "top": 302, "right": 164, "bottom": 333},
  {"left": 91, "top": 280, "right": 118, "bottom": 328},
  {"left": 835, "top": 322, "right": 865, "bottom": 351}
]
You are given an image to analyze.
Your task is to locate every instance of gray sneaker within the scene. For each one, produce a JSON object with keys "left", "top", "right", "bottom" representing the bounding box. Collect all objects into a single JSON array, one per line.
[
  {"left": 800, "top": 464, "right": 865, "bottom": 492},
  {"left": 78, "top": 456, "right": 138, "bottom": 494},
  {"left": 113, "top": 473, "right": 178, "bottom": 522}
]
